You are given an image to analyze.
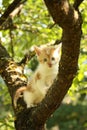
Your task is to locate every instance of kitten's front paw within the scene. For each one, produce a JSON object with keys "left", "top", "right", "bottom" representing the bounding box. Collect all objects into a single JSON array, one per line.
[{"left": 27, "top": 104, "right": 37, "bottom": 108}]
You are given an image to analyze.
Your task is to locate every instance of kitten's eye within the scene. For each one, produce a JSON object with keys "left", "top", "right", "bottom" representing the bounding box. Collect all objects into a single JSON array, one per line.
[
  {"left": 44, "top": 58, "right": 47, "bottom": 62},
  {"left": 51, "top": 57, "right": 55, "bottom": 61}
]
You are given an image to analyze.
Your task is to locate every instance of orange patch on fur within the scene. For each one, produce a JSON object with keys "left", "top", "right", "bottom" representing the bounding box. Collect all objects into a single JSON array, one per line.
[{"left": 35, "top": 72, "right": 41, "bottom": 82}]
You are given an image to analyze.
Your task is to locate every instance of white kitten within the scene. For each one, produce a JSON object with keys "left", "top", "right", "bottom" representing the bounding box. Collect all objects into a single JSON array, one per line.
[{"left": 14, "top": 45, "right": 61, "bottom": 108}]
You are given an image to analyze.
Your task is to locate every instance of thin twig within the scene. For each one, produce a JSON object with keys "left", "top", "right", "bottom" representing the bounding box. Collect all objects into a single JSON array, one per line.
[
  {"left": 0, "top": 0, "right": 26, "bottom": 26},
  {"left": 9, "top": 30, "right": 14, "bottom": 58},
  {"left": 18, "top": 50, "right": 35, "bottom": 66}
]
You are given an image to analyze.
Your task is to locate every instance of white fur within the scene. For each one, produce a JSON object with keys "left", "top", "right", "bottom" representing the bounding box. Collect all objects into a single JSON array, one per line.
[
  {"left": 14, "top": 45, "right": 61, "bottom": 108},
  {"left": 23, "top": 49, "right": 60, "bottom": 107}
]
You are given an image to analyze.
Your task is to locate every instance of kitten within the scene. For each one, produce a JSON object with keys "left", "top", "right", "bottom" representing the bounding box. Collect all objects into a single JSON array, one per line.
[{"left": 14, "top": 44, "right": 61, "bottom": 108}]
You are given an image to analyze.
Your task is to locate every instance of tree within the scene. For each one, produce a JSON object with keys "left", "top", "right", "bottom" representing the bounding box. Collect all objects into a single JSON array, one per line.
[{"left": 0, "top": 0, "right": 85, "bottom": 130}]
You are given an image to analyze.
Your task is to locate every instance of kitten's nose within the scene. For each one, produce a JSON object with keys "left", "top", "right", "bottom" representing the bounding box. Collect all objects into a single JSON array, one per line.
[{"left": 48, "top": 63, "right": 52, "bottom": 67}]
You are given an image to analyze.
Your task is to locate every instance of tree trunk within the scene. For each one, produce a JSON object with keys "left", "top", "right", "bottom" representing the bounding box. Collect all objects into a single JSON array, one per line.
[{"left": 0, "top": 0, "right": 83, "bottom": 130}]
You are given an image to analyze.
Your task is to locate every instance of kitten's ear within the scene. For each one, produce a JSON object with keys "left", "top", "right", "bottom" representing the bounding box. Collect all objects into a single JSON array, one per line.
[
  {"left": 34, "top": 46, "right": 41, "bottom": 56},
  {"left": 55, "top": 44, "right": 62, "bottom": 53}
]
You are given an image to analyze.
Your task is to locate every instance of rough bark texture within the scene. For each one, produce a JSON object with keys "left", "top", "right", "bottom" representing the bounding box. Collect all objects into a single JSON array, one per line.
[{"left": 0, "top": 0, "right": 83, "bottom": 130}]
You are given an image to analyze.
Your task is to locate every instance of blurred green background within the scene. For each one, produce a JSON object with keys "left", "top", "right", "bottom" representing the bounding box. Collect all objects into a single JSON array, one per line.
[{"left": 0, "top": 0, "right": 87, "bottom": 129}]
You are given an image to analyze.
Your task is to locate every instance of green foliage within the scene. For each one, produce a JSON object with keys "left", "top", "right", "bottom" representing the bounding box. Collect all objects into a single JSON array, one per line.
[
  {"left": 29, "top": 56, "right": 38, "bottom": 71},
  {"left": 0, "top": 77, "right": 14, "bottom": 130},
  {"left": 0, "top": 113, "right": 14, "bottom": 130},
  {"left": 47, "top": 102, "right": 87, "bottom": 130},
  {"left": 2, "top": 0, "right": 13, "bottom": 8},
  {"left": 0, "top": 0, "right": 87, "bottom": 130},
  {"left": 1, "top": 0, "right": 62, "bottom": 61}
]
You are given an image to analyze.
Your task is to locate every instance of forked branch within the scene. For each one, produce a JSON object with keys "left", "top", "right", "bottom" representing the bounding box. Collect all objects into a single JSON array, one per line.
[{"left": 73, "top": 0, "right": 84, "bottom": 10}]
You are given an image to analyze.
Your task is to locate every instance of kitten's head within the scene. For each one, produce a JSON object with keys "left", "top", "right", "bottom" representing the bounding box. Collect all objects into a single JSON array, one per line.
[{"left": 34, "top": 45, "right": 61, "bottom": 68}]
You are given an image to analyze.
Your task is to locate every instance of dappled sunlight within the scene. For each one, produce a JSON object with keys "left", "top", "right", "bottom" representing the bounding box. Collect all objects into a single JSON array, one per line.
[{"left": 50, "top": 125, "right": 60, "bottom": 130}]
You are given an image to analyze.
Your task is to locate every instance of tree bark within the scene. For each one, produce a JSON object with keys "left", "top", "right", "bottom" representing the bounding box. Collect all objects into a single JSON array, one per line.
[{"left": 0, "top": 0, "right": 83, "bottom": 130}]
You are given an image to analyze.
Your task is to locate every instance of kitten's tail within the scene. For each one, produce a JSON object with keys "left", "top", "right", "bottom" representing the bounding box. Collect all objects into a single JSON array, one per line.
[{"left": 14, "top": 86, "right": 27, "bottom": 108}]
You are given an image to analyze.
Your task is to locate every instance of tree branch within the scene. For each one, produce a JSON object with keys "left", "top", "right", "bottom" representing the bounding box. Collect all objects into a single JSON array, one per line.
[
  {"left": 73, "top": 0, "right": 84, "bottom": 10},
  {"left": 18, "top": 50, "right": 35, "bottom": 66},
  {"left": 0, "top": 43, "right": 10, "bottom": 58},
  {"left": 43, "top": 0, "right": 80, "bottom": 28},
  {"left": 0, "top": 0, "right": 26, "bottom": 26},
  {"left": 0, "top": 43, "right": 27, "bottom": 114}
]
